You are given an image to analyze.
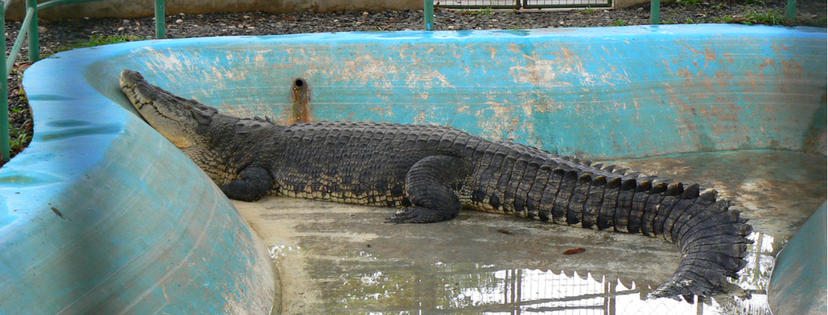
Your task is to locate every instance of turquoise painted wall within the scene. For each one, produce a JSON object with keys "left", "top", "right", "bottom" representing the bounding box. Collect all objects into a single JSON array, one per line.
[{"left": 88, "top": 25, "right": 826, "bottom": 159}]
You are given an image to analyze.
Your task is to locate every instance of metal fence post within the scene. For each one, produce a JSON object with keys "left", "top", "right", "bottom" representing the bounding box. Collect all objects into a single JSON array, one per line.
[
  {"left": 424, "top": 0, "right": 434, "bottom": 31},
  {"left": 785, "top": 0, "right": 797, "bottom": 20},
  {"left": 26, "top": 0, "right": 38, "bottom": 62},
  {"left": 0, "top": 2, "right": 9, "bottom": 162},
  {"left": 650, "top": 0, "right": 660, "bottom": 24},
  {"left": 155, "top": 0, "right": 165, "bottom": 38}
]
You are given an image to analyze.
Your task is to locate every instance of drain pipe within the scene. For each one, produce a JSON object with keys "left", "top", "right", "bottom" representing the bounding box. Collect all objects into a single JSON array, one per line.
[
  {"left": 291, "top": 78, "right": 311, "bottom": 123},
  {"left": 424, "top": 0, "right": 434, "bottom": 30}
]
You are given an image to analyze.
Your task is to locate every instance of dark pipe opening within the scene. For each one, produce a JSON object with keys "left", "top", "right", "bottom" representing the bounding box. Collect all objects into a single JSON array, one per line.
[{"left": 291, "top": 78, "right": 311, "bottom": 123}]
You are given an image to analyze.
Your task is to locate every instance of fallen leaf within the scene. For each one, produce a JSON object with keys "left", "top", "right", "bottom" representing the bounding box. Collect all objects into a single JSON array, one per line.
[
  {"left": 563, "top": 248, "right": 585, "bottom": 255},
  {"left": 14, "top": 63, "right": 31, "bottom": 71},
  {"left": 51, "top": 207, "right": 65, "bottom": 220}
]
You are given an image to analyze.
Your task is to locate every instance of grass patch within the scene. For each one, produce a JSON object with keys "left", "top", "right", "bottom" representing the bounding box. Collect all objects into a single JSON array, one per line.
[
  {"left": 460, "top": 7, "right": 495, "bottom": 15},
  {"left": 717, "top": 10, "right": 786, "bottom": 25},
  {"left": 53, "top": 35, "right": 144, "bottom": 54},
  {"left": 610, "top": 19, "right": 628, "bottom": 26},
  {"left": 743, "top": 10, "right": 784, "bottom": 25},
  {"left": 673, "top": 0, "right": 705, "bottom": 5},
  {"left": 716, "top": 15, "right": 735, "bottom": 23},
  {"left": 581, "top": 8, "right": 598, "bottom": 14},
  {"left": 7, "top": 90, "right": 30, "bottom": 158},
  {"left": 744, "top": 0, "right": 765, "bottom": 5},
  {"left": 9, "top": 122, "right": 32, "bottom": 156}
]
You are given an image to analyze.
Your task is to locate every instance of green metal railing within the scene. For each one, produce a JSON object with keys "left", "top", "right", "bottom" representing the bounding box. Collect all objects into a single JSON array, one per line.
[
  {"left": 424, "top": 0, "right": 798, "bottom": 28},
  {"left": 437, "top": 0, "right": 521, "bottom": 9},
  {"left": 433, "top": 0, "right": 612, "bottom": 9},
  {"left": 0, "top": 0, "right": 165, "bottom": 163}
]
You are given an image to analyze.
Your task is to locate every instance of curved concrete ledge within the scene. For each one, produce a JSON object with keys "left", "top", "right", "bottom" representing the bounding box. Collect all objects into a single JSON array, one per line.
[
  {"left": 769, "top": 201, "right": 827, "bottom": 315},
  {"left": 0, "top": 25, "right": 824, "bottom": 313},
  {"left": 0, "top": 41, "right": 277, "bottom": 314}
]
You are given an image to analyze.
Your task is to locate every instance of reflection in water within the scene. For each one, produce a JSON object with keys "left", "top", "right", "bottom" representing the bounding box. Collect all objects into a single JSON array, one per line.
[{"left": 322, "top": 231, "right": 784, "bottom": 314}]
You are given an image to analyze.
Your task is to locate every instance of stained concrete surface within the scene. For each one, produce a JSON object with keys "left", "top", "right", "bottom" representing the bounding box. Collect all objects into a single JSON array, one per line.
[{"left": 234, "top": 150, "right": 825, "bottom": 314}]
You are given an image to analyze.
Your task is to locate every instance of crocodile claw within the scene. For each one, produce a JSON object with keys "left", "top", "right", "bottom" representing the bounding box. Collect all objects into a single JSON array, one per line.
[{"left": 386, "top": 206, "right": 457, "bottom": 224}]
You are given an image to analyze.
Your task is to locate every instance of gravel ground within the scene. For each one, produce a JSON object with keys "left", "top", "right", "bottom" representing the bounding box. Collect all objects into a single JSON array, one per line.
[{"left": 2, "top": 1, "right": 826, "bottom": 163}]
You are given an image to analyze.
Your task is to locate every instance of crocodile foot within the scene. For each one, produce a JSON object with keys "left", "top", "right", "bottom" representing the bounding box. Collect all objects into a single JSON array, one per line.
[{"left": 386, "top": 206, "right": 458, "bottom": 224}]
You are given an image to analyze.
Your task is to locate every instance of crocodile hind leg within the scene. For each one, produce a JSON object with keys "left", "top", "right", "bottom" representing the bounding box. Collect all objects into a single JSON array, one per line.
[
  {"left": 387, "top": 155, "right": 470, "bottom": 223},
  {"left": 219, "top": 166, "right": 274, "bottom": 202}
]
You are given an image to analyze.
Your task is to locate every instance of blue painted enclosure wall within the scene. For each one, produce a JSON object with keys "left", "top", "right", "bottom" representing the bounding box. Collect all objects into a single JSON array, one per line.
[
  {"left": 89, "top": 25, "right": 826, "bottom": 158},
  {"left": 0, "top": 25, "right": 824, "bottom": 313}
]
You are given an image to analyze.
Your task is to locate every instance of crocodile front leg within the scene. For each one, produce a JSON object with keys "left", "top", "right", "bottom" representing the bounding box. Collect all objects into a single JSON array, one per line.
[
  {"left": 219, "top": 166, "right": 274, "bottom": 202},
  {"left": 387, "top": 155, "right": 471, "bottom": 223}
]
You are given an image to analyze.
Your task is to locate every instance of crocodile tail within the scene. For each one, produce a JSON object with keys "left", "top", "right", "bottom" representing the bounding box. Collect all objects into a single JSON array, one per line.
[
  {"left": 473, "top": 144, "right": 752, "bottom": 299},
  {"left": 530, "top": 161, "right": 752, "bottom": 300},
  {"left": 582, "top": 168, "right": 751, "bottom": 301},
  {"left": 647, "top": 189, "right": 752, "bottom": 301}
]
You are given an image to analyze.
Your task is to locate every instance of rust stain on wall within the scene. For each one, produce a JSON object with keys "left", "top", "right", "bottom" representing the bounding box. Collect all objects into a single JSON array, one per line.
[
  {"left": 758, "top": 57, "right": 777, "bottom": 71},
  {"left": 679, "top": 42, "right": 717, "bottom": 65},
  {"left": 742, "top": 71, "right": 765, "bottom": 91},
  {"left": 290, "top": 78, "right": 312, "bottom": 124},
  {"left": 721, "top": 52, "right": 734, "bottom": 64},
  {"left": 780, "top": 59, "right": 805, "bottom": 79},
  {"left": 677, "top": 69, "right": 693, "bottom": 82}
]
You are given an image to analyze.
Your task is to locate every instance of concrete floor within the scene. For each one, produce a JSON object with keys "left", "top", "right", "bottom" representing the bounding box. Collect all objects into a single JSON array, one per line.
[{"left": 234, "top": 150, "right": 825, "bottom": 314}]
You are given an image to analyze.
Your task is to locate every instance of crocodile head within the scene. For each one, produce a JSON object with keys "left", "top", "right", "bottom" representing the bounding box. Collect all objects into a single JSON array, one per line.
[{"left": 119, "top": 69, "right": 218, "bottom": 149}]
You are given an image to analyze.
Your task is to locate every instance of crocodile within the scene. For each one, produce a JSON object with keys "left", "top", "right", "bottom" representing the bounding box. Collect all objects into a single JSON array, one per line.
[{"left": 119, "top": 69, "right": 752, "bottom": 301}]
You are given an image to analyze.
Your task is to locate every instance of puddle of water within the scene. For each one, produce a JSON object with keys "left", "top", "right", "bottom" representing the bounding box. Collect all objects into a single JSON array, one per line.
[
  {"left": 234, "top": 150, "right": 824, "bottom": 315},
  {"left": 0, "top": 170, "right": 63, "bottom": 187},
  {"left": 297, "top": 231, "right": 781, "bottom": 315},
  {"left": 36, "top": 123, "right": 122, "bottom": 141}
]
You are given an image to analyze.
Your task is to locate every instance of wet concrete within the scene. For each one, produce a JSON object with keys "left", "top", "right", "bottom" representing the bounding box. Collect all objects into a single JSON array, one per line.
[
  {"left": 605, "top": 150, "right": 826, "bottom": 238},
  {"left": 234, "top": 150, "right": 825, "bottom": 314}
]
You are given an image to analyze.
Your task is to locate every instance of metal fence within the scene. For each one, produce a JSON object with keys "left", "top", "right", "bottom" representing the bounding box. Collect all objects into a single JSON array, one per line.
[
  {"left": 524, "top": 0, "right": 611, "bottom": 8},
  {"left": 436, "top": 0, "right": 612, "bottom": 9}
]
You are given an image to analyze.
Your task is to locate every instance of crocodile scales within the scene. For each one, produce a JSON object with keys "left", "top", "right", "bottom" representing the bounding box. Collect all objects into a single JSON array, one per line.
[{"left": 119, "top": 69, "right": 752, "bottom": 301}]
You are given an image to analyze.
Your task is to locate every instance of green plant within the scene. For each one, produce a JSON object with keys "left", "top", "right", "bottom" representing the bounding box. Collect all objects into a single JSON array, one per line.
[
  {"left": 475, "top": 7, "right": 495, "bottom": 15},
  {"left": 716, "top": 15, "right": 735, "bottom": 23},
  {"left": 10, "top": 132, "right": 31, "bottom": 154},
  {"left": 744, "top": 10, "right": 784, "bottom": 25},
  {"left": 9, "top": 119, "right": 32, "bottom": 155},
  {"left": 685, "top": 17, "right": 697, "bottom": 24},
  {"left": 662, "top": 18, "right": 678, "bottom": 24},
  {"left": 581, "top": 8, "right": 597, "bottom": 14},
  {"left": 675, "top": 0, "right": 704, "bottom": 6},
  {"left": 610, "top": 19, "right": 628, "bottom": 26}
]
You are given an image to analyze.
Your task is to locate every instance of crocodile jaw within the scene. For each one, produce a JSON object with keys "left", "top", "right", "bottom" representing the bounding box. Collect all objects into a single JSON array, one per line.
[{"left": 119, "top": 69, "right": 212, "bottom": 149}]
